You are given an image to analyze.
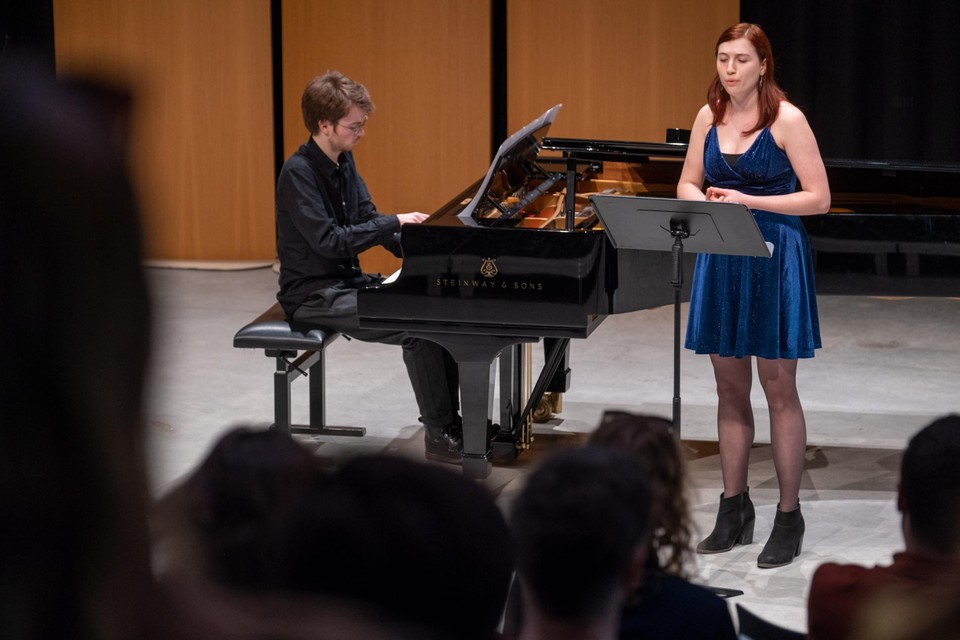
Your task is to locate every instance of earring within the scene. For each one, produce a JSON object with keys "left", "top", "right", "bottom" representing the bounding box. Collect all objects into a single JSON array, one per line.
[{"left": 759, "top": 76, "right": 765, "bottom": 92}]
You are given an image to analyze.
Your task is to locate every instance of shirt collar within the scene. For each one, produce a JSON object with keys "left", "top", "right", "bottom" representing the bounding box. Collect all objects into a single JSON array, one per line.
[{"left": 305, "top": 137, "right": 347, "bottom": 179}]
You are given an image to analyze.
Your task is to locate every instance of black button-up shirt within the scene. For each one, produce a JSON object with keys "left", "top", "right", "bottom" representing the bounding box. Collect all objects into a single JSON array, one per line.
[{"left": 275, "top": 137, "right": 401, "bottom": 315}]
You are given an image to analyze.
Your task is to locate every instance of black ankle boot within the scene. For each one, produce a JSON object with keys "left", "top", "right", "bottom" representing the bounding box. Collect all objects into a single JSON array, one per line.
[
  {"left": 424, "top": 423, "right": 463, "bottom": 465},
  {"left": 696, "top": 489, "right": 755, "bottom": 554},
  {"left": 757, "top": 504, "right": 804, "bottom": 568}
]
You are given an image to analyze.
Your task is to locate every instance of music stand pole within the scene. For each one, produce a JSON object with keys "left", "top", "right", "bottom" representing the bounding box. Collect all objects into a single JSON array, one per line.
[
  {"left": 669, "top": 221, "right": 689, "bottom": 438},
  {"left": 589, "top": 193, "right": 770, "bottom": 453},
  {"left": 669, "top": 220, "right": 743, "bottom": 599}
]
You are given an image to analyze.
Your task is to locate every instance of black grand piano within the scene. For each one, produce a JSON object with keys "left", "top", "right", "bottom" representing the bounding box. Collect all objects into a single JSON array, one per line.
[
  {"left": 358, "top": 105, "right": 690, "bottom": 478},
  {"left": 804, "top": 160, "right": 960, "bottom": 296}
]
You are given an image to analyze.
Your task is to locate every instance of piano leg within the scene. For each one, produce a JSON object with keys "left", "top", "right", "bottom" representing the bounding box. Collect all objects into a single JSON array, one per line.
[
  {"left": 498, "top": 345, "right": 522, "bottom": 437},
  {"left": 458, "top": 360, "right": 497, "bottom": 479},
  {"left": 411, "top": 333, "right": 538, "bottom": 479},
  {"left": 543, "top": 338, "right": 572, "bottom": 393},
  {"left": 493, "top": 344, "right": 527, "bottom": 461}
]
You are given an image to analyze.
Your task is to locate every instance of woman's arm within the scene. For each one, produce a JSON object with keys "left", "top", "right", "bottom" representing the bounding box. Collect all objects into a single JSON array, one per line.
[{"left": 676, "top": 105, "right": 713, "bottom": 201}]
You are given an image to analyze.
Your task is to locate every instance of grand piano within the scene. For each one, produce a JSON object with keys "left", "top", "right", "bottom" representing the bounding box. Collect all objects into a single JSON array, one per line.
[
  {"left": 358, "top": 105, "right": 690, "bottom": 478},
  {"left": 803, "top": 159, "right": 960, "bottom": 296}
]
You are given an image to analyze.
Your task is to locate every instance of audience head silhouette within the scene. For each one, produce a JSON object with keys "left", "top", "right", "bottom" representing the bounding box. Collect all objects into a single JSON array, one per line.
[
  {"left": 279, "top": 454, "right": 513, "bottom": 640},
  {"left": 158, "top": 437, "right": 513, "bottom": 639},
  {"left": 589, "top": 410, "right": 693, "bottom": 576},
  {"left": 899, "top": 413, "right": 960, "bottom": 556},
  {"left": 160, "top": 427, "right": 326, "bottom": 590},
  {"left": 510, "top": 445, "right": 653, "bottom": 637}
]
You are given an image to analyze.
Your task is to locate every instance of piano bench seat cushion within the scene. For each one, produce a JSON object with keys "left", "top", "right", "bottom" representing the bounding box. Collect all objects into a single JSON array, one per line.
[{"left": 233, "top": 302, "right": 340, "bottom": 353}]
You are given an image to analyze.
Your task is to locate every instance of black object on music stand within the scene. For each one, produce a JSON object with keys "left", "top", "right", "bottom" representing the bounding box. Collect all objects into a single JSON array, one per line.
[{"left": 590, "top": 195, "right": 772, "bottom": 437}]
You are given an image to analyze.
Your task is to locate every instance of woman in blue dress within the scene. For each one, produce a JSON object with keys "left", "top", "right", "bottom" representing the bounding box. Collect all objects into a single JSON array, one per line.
[{"left": 677, "top": 23, "right": 830, "bottom": 568}]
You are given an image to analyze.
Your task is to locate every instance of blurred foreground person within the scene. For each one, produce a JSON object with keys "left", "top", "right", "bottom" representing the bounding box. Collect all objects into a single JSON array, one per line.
[
  {"left": 509, "top": 446, "right": 653, "bottom": 640},
  {"left": 156, "top": 436, "right": 513, "bottom": 640},
  {"left": 808, "top": 414, "right": 960, "bottom": 640},
  {"left": 590, "top": 412, "right": 736, "bottom": 639},
  {"left": 0, "top": 55, "right": 166, "bottom": 640}
]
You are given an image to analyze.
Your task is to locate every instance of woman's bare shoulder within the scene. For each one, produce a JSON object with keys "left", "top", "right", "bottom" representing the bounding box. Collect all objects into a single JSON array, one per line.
[{"left": 775, "top": 101, "right": 810, "bottom": 127}]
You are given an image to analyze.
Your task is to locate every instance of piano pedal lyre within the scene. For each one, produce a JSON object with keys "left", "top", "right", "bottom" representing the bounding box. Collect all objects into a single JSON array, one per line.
[
  {"left": 518, "top": 343, "right": 534, "bottom": 448},
  {"left": 533, "top": 392, "right": 562, "bottom": 423}
]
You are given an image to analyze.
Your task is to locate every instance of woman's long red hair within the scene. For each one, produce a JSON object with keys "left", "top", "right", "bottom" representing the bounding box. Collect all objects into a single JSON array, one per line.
[{"left": 707, "top": 22, "right": 786, "bottom": 135}]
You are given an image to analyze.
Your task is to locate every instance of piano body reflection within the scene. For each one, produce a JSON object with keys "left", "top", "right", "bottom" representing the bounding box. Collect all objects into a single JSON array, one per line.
[{"left": 358, "top": 105, "right": 689, "bottom": 478}]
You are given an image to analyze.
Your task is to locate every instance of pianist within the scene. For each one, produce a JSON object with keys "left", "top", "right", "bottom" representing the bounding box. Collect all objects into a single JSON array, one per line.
[{"left": 275, "top": 71, "right": 463, "bottom": 463}]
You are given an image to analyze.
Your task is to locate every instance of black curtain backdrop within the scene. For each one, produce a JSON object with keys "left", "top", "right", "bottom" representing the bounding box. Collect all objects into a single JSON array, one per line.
[
  {"left": 741, "top": 0, "right": 960, "bottom": 167},
  {"left": 0, "top": 0, "right": 55, "bottom": 73}
]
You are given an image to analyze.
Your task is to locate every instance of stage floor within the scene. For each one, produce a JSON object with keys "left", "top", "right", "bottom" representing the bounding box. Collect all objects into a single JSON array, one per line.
[{"left": 144, "top": 265, "right": 960, "bottom": 634}]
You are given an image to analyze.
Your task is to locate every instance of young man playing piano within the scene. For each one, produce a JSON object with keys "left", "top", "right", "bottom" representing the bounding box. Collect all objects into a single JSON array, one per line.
[{"left": 275, "top": 70, "right": 462, "bottom": 463}]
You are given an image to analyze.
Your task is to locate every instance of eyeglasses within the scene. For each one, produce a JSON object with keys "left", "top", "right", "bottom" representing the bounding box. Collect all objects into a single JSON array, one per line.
[{"left": 336, "top": 119, "right": 367, "bottom": 136}]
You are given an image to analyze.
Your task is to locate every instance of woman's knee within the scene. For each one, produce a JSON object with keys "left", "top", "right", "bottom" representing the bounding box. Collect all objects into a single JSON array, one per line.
[{"left": 712, "top": 356, "right": 753, "bottom": 397}]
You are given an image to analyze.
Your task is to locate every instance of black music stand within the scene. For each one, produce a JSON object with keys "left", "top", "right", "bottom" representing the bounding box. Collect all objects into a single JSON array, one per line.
[{"left": 590, "top": 195, "right": 772, "bottom": 438}]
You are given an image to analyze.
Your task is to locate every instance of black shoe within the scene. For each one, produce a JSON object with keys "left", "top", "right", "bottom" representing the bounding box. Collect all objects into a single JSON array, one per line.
[
  {"left": 757, "top": 504, "right": 804, "bottom": 568},
  {"left": 448, "top": 416, "right": 499, "bottom": 442},
  {"left": 424, "top": 423, "right": 463, "bottom": 465},
  {"left": 696, "top": 489, "right": 756, "bottom": 554}
]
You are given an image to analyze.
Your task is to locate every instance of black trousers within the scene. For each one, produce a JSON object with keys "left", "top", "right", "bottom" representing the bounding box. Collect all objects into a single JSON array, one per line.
[{"left": 291, "top": 280, "right": 459, "bottom": 429}]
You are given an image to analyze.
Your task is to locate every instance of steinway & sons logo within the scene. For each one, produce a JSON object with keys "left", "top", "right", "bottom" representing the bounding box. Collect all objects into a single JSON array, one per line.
[
  {"left": 434, "top": 256, "right": 544, "bottom": 292},
  {"left": 480, "top": 257, "right": 498, "bottom": 278}
]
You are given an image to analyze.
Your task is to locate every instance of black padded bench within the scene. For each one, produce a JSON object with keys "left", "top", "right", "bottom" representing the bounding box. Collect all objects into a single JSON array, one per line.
[{"left": 233, "top": 303, "right": 364, "bottom": 437}]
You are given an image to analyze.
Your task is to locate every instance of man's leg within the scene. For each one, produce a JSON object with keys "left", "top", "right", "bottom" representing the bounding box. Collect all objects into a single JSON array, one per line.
[
  {"left": 400, "top": 337, "right": 458, "bottom": 429},
  {"left": 399, "top": 337, "right": 464, "bottom": 464},
  {"left": 292, "top": 286, "right": 461, "bottom": 462}
]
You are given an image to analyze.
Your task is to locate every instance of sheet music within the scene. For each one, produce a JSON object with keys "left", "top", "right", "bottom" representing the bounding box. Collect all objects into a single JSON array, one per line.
[
  {"left": 383, "top": 268, "right": 401, "bottom": 284},
  {"left": 458, "top": 104, "right": 562, "bottom": 220}
]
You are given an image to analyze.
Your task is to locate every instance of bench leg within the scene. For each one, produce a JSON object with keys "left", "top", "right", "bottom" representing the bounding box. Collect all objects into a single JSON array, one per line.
[
  {"left": 269, "top": 349, "right": 364, "bottom": 438},
  {"left": 299, "top": 350, "right": 365, "bottom": 437},
  {"left": 273, "top": 356, "right": 295, "bottom": 435},
  {"left": 905, "top": 253, "right": 920, "bottom": 277},
  {"left": 308, "top": 355, "right": 326, "bottom": 428},
  {"left": 875, "top": 252, "right": 889, "bottom": 276}
]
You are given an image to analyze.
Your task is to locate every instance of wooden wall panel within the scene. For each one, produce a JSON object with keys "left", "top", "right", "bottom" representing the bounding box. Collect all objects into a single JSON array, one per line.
[
  {"left": 53, "top": 0, "right": 275, "bottom": 261},
  {"left": 507, "top": 0, "right": 739, "bottom": 142},
  {"left": 282, "top": 0, "right": 491, "bottom": 275},
  {"left": 50, "top": 0, "right": 738, "bottom": 264}
]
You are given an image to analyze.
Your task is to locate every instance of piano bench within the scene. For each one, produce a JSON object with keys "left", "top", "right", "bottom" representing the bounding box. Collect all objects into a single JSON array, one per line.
[
  {"left": 811, "top": 236, "right": 897, "bottom": 276},
  {"left": 233, "top": 303, "right": 365, "bottom": 438},
  {"left": 898, "top": 240, "right": 960, "bottom": 277}
]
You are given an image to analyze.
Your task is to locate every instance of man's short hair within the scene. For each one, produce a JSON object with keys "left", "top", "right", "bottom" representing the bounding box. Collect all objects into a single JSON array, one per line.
[
  {"left": 901, "top": 414, "right": 960, "bottom": 555},
  {"left": 282, "top": 455, "right": 512, "bottom": 640},
  {"left": 510, "top": 446, "right": 653, "bottom": 623},
  {"left": 301, "top": 70, "right": 375, "bottom": 135}
]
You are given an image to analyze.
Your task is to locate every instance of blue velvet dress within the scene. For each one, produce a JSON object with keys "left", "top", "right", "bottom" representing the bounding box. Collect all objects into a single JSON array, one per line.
[{"left": 684, "top": 127, "right": 821, "bottom": 359}]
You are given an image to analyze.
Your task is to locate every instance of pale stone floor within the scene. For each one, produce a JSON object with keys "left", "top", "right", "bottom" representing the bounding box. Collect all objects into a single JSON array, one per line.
[{"left": 145, "top": 266, "right": 960, "bottom": 635}]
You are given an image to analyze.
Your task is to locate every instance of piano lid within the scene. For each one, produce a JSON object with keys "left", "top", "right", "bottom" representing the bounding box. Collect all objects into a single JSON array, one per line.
[{"left": 458, "top": 104, "right": 562, "bottom": 224}]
